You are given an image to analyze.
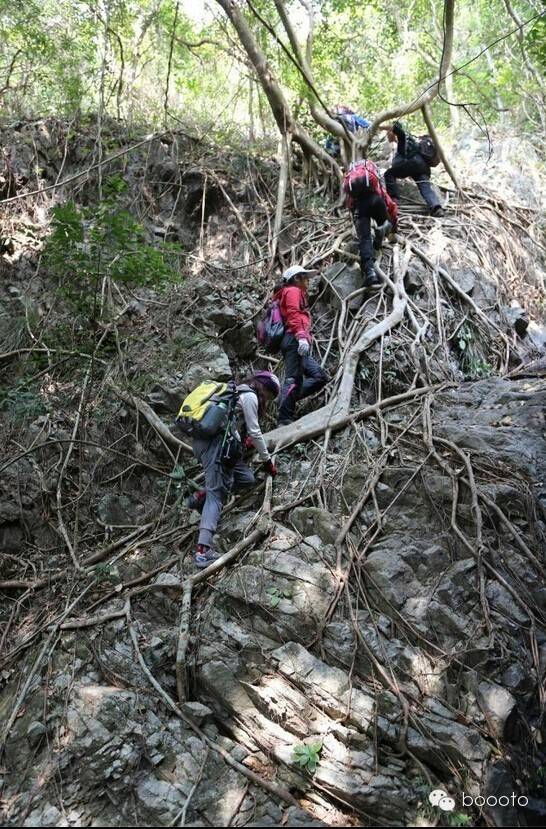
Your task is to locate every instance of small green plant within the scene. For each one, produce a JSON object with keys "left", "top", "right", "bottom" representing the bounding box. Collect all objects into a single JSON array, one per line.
[
  {"left": 293, "top": 740, "right": 322, "bottom": 774},
  {"left": 457, "top": 324, "right": 473, "bottom": 354},
  {"left": 0, "top": 387, "right": 46, "bottom": 423},
  {"left": 530, "top": 764, "right": 546, "bottom": 796},
  {"left": 448, "top": 813, "right": 472, "bottom": 827},
  {"left": 466, "top": 358, "right": 492, "bottom": 379},
  {"left": 266, "top": 586, "right": 291, "bottom": 608},
  {"left": 456, "top": 324, "right": 493, "bottom": 380},
  {"left": 93, "top": 563, "right": 116, "bottom": 583}
]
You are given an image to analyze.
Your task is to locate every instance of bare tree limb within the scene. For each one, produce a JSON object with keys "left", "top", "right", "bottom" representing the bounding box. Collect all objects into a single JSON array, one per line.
[{"left": 364, "top": 0, "right": 456, "bottom": 148}]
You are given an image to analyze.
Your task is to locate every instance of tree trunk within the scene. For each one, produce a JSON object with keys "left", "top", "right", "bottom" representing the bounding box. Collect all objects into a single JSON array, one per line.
[
  {"left": 214, "top": 0, "right": 340, "bottom": 174},
  {"left": 421, "top": 103, "right": 460, "bottom": 190}
]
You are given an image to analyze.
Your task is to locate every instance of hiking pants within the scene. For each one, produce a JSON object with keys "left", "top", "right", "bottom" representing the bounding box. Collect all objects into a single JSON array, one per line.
[
  {"left": 353, "top": 193, "right": 389, "bottom": 276},
  {"left": 384, "top": 154, "right": 441, "bottom": 211},
  {"left": 278, "top": 333, "right": 328, "bottom": 424},
  {"left": 192, "top": 435, "right": 255, "bottom": 548}
]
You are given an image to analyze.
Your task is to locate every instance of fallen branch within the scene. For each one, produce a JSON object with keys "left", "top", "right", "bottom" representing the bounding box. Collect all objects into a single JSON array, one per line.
[
  {"left": 109, "top": 380, "right": 191, "bottom": 454},
  {"left": 60, "top": 600, "right": 129, "bottom": 630},
  {"left": 264, "top": 382, "right": 448, "bottom": 450}
]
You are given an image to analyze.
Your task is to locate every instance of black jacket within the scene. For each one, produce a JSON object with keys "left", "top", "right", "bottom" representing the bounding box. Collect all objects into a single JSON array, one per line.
[{"left": 392, "top": 123, "right": 429, "bottom": 169}]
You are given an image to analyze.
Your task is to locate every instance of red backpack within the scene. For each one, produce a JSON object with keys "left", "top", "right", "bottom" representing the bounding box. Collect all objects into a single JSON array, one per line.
[
  {"left": 343, "top": 160, "right": 398, "bottom": 227},
  {"left": 343, "top": 160, "right": 383, "bottom": 201}
]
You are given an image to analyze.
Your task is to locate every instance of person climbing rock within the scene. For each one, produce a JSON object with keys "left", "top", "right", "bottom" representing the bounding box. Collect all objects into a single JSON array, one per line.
[
  {"left": 343, "top": 159, "right": 398, "bottom": 289},
  {"left": 186, "top": 371, "right": 280, "bottom": 568},
  {"left": 324, "top": 106, "right": 371, "bottom": 159},
  {"left": 382, "top": 121, "right": 444, "bottom": 216},
  {"left": 333, "top": 104, "right": 371, "bottom": 134},
  {"left": 274, "top": 265, "right": 329, "bottom": 426}
]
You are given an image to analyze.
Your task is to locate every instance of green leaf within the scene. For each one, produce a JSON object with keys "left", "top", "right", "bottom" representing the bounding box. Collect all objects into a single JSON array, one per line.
[
  {"left": 458, "top": 339, "right": 466, "bottom": 350},
  {"left": 170, "top": 464, "right": 186, "bottom": 481},
  {"left": 270, "top": 595, "right": 280, "bottom": 608}
]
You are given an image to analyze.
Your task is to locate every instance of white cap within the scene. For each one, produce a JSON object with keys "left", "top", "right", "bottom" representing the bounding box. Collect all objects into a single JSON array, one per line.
[{"left": 282, "top": 265, "right": 318, "bottom": 282}]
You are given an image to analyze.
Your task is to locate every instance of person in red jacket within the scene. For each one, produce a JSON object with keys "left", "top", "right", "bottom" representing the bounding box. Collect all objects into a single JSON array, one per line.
[{"left": 273, "top": 265, "right": 329, "bottom": 425}]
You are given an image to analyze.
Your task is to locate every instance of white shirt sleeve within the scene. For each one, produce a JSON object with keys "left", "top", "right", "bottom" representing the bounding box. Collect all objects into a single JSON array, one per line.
[{"left": 239, "top": 391, "right": 270, "bottom": 461}]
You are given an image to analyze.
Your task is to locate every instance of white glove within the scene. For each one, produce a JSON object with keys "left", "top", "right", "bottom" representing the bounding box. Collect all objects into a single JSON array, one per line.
[{"left": 297, "top": 339, "right": 310, "bottom": 357}]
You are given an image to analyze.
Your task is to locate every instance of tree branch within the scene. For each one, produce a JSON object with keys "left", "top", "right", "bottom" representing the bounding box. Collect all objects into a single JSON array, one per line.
[{"left": 364, "top": 0, "right": 456, "bottom": 148}]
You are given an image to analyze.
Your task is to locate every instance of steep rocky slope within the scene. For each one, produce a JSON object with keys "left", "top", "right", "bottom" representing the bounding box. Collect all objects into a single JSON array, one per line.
[{"left": 1, "top": 119, "right": 545, "bottom": 827}]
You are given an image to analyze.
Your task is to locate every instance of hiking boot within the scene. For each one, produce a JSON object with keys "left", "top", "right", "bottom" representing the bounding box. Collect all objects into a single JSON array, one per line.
[
  {"left": 194, "top": 546, "right": 221, "bottom": 569},
  {"left": 186, "top": 489, "right": 206, "bottom": 513},
  {"left": 373, "top": 219, "right": 392, "bottom": 250},
  {"left": 364, "top": 269, "right": 382, "bottom": 290},
  {"left": 430, "top": 205, "right": 444, "bottom": 217}
]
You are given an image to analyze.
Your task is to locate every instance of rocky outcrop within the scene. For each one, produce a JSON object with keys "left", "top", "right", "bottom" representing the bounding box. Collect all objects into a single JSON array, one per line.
[{"left": 1, "top": 120, "right": 545, "bottom": 828}]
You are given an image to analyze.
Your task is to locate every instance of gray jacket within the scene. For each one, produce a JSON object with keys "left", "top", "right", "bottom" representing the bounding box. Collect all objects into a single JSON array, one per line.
[{"left": 236, "top": 384, "right": 270, "bottom": 461}]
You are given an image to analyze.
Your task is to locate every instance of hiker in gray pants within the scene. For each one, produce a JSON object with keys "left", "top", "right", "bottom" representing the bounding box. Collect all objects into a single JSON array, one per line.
[
  {"left": 186, "top": 371, "right": 280, "bottom": 569},
  {"left": 192, "top": 435, "right": 255, "bottom": 550}
]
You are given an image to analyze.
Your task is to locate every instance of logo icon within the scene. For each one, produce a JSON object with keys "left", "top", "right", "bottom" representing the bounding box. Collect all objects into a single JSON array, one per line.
[{"left": 429, "top": 789, "right": 456, "bottom": 811}]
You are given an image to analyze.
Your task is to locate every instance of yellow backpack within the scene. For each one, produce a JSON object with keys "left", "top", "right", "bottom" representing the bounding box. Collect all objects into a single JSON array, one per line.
[{"left": 176, "top": 381, "right": 233, "bottom": 439}]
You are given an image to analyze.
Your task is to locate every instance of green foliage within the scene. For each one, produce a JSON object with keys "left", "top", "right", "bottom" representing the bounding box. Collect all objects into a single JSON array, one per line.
[
  {"left": 265, "top": 585, "right": 291, "bottom": 608},
  {"left": 529, "top": 764, "right": 546, "bottom": 797},
  {"left": 93, "top": 562, "right": 118, "bottom": 583},
  {"left": 466, "top": 358, "right": 493, "bottom": 379},
  {"left": 448, "top": 813, "right": 472, "bottom": 827},
  {"left": 526, "top": 15, "right": 546, "bottom": 71},
  {"left": 0, "top": 386, "right": 46, "bottom": 424},
  {"left": 293, "top": 740, "right": 322, "bottom": 774},
  {"left": 1, "top": 0, "right": 543, "bottom": 138},
  {"left": 456, "top": 324, "right": 493, "bottom": 380},
  {"left": 44, "top": 176, "right": 181, "bottom": 314}
]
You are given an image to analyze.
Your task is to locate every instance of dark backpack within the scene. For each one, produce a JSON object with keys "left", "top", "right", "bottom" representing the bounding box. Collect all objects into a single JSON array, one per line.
[
  {"left": 418, "top": 135, "right": 440, "bottom": 167},
  {"left": 257, "top": 299, "right": 284, "bottom": 353},
  {"left": 403, "top": 133, "right": 421, "bottom": 159}
]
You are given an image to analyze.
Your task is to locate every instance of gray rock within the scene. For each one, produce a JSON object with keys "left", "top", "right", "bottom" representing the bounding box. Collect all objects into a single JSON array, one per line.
[
  {"left": 147, "top": 380, "right": 186, "bottom": 414},
  {"left": 204, "top": 304, "right": 237, "bottom": 329},
  {"left": 184, "top": 342, "right": 232, "bottom": 385},
  {"left": 501, "top": 661, "right": 533, "bottom": 692},
  {"left": 476, "top": 681, "right": 517, "bottom": 738},
  {"left": 154, "top": 572, "right": 181, "bottom": 587},
  {"left": 181, "top": 701, "right": 213, "bottom": 724},
  {"left": 290, "top": 507, "right": 341, "bottom": 545},
  {"left": 323, "top": 263, "right": 364, "bottom": 311},
  {"left": 483, "top": 762, "right": 521, "bottom": 827},
  {"left": 23, "top": 804, "right": 63, "bottom": 827},
  {"left": 404, "top": 259, "right": 428, "bottom": 293},
  {"left": 527, "top": 320, "right": 546, "bottom": 351},
  {"left": 223, "top": 319, "right": 256, "bottom": 357},
  {"left": 136, "top": 776, "right": 185, "bottom": 822},
  {"left": 503, "top": 303, "right": 529, "bottom": 337},
  {"left": 26, "top": 720, "right": 47, "bottom": 748},
  {"left": 97, "top": 494, "right": 141, "bottom": 527},
  {"left": 485, "top": 581, "right": 529, "bottom": 624},
  {"left": 365, "top": 546, "right": 420, "bottom": 609},
  {"left": 450, "top": 267, "right": 477, "bottom": 294}
]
